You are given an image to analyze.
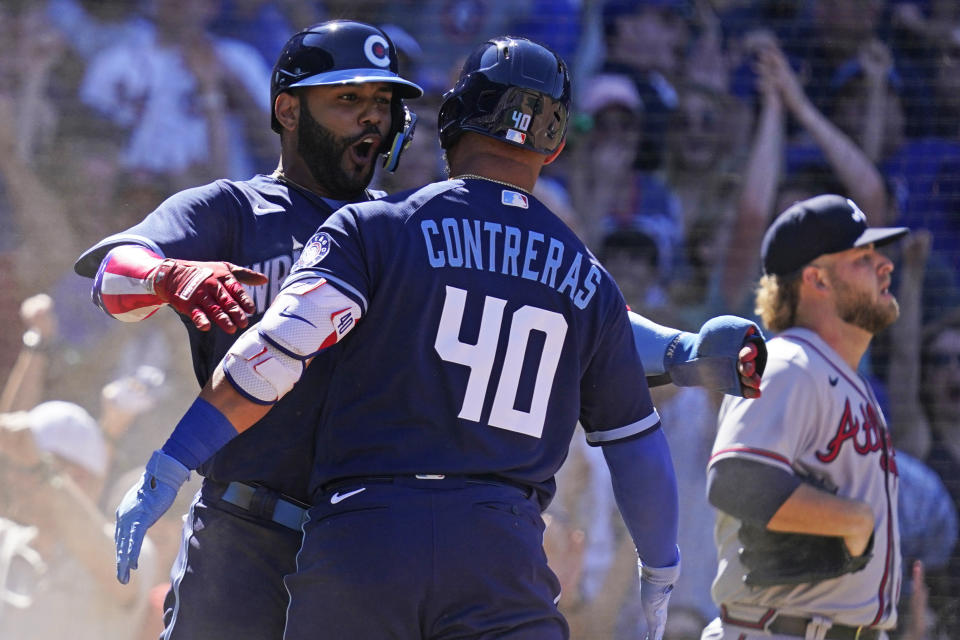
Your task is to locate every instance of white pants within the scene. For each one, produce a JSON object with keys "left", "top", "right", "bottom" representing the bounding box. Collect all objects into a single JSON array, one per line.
[{"left": 700, "top": 616, "right": 890, "bottom": 640}]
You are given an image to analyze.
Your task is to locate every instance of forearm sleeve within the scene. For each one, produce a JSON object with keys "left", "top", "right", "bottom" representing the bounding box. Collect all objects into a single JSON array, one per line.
[
  {"left": 628, "top": 311, "right": 682, "bottom": 376},
  {"left": 91, "top": 245, "right": 165, "bottom": 321},
  {"left": 602, "top": 428, "right": 679, "bottom": 567}
]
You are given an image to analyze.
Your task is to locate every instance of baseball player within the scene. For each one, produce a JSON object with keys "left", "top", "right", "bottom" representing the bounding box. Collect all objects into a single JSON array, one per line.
[
  {"left": 703, "top": 195, "right": 906, "bottom": 640},
  {"left": 107, "top": 36, "right": 770, "bottom": 640},
  {"left": 72, "top": 21, "right": 424, "bottom": 639}
]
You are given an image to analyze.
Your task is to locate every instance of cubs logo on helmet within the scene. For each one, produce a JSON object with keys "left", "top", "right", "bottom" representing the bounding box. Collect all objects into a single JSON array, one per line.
[{"left": 270, "top": 20, "right": 423, "bottom": 134}]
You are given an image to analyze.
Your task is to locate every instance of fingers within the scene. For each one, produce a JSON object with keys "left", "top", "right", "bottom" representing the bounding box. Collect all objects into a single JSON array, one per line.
[
  {"left": 195, "top": 291, "right": 236, "bottom": 333},
  {"left": 738, "top": 342, "right": 762, "bottom": 398},
  {"left": 189, "top": 307, "right": 212, "bottom": 332},
  {"left": 116, "top": 521, "right": 134, "bottom": 584},
  {"left": 213, "top": 279, "right": 251, "bottom": 329},
  {"left": 221, "top": 273, "right": 259, "bottom": 315},
  {"left": 228, "top": 264, "right": 269, "bottom": 286}
]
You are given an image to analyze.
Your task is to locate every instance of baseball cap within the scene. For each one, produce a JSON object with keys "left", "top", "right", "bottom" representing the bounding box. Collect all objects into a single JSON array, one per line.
[
  {"left": 761, "top": 194, "right": 909, "bottom": 276},
  {"left": 580, "top": 74, "right": 644, "bottom": 116},
  {"left": 27, "top": 401, "right": 107, "bottom": 477}
]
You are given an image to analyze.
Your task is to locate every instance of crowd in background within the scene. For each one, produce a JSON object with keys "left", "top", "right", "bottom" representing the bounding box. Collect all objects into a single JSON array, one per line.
[{"left": 0, "top": 0, "right": 958, "bottom": 638}]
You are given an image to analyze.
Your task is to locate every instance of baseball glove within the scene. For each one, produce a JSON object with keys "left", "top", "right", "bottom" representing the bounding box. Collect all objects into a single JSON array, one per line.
[
  {"left": 738, "top": 525, "right": 873, "bottom": 587},
  {"left": 738, "top": 472, "right": 873, "bottom": 587}
]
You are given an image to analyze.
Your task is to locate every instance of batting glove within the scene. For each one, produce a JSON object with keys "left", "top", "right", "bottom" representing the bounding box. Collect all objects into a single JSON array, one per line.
[
  {"left": 663, "top": 315, "right": 767, "bottom": 397},
  {"left": 639, "top": 551, "right": 680, "bottom": 640},
  {"left": 115, "top": 450, "right": 190, "bottom": 584},
  {"left": 151, "top": 258, "right": 268, "bottom": 333}
]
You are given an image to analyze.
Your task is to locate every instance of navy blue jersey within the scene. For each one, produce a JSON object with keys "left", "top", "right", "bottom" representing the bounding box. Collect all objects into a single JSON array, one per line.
[
  {"left": 287, "top": 177, "right": 660, "bottom": 505},
  {"left": 75, "top": 174, "right": 382, "bottom": 502}
]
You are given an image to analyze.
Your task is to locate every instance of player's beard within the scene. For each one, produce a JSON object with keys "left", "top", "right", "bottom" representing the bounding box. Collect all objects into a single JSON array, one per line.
[
  {"left": 832, "top": 276, "right": 900, "bottom": 334},
  {"left": 297, "top": 106, "right": 377, "bottom": 200}
]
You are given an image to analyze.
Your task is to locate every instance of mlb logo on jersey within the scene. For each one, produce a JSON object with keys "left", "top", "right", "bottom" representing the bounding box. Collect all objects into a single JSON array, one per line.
[
  {"left": 502, "top": 190, "right": 528, "bottom": 209},
  {"left": 296, "top": 233, "right": 331, "bottom": 268}
]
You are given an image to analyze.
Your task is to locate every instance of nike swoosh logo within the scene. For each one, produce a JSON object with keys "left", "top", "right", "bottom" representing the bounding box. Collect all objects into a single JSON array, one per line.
[
  {"left": 330, "top": 488, "right": 366, "bottom": 504},
  {"left": 278, "top": 306, "right": 316, "bottom": 327},
  {"left": 829, "top": 376, "right": 839, "bottom": 386},
  {"left": 253, "top": 203, "right": 285, "bottom": 216}
]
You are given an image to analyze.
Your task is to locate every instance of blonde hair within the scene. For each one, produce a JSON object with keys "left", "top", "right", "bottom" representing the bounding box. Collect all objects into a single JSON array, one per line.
[{"left": 755, "top": 273, "right": 801, "bottom": 333}]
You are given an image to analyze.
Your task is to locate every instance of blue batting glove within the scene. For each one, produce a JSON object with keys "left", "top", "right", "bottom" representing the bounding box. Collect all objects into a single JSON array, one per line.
[
  {"left": 639, "top": 551, "right": 680, "bottom": 640},
  {"left": 663, "top": 315, "right": 767, "bottom": 396},
  {"left": 115, "top": 449, "right": 189, "bottom": 584}
]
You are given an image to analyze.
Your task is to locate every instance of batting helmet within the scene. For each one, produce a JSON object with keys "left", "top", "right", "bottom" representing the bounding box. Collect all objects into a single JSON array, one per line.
[
  {"left": 437, "top": 36, "right": 570, "bottom": 155},
  {"left": 270, "top": 20, "right": 424, "bottom": 170}
]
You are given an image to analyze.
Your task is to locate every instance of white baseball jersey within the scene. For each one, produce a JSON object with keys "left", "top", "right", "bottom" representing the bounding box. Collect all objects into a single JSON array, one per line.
[{"left": 708, "top": 327, "right": 901, "bottom": 630}]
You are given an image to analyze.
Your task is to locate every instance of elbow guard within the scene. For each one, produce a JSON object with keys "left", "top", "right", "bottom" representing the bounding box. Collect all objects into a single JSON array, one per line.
[{"left": 222, "top": 277, "right": 361, "bottom": 403}]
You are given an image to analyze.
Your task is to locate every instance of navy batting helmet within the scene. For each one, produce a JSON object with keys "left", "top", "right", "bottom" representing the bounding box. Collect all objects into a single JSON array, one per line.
[
  {"left": 270, "top": 20, "right": 424, "bottom": 170},
  {"left": 437, "top": 36, "right": 570, "bottom": 155}
]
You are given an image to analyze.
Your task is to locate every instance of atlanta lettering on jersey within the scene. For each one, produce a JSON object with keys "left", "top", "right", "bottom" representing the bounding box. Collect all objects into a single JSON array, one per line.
[
  {"left": 420, "top": 217, "right": 601, "bottom": 310},
  {"left": 816, "top": 398, "right": 898, "bottom": 474}
]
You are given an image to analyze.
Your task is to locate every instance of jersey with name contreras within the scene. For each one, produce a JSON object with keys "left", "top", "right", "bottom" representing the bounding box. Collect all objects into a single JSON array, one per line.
[
  {"left": 74, "top": 174, "right": 381, "bottom": 502},
  {"left": 709, "top": 327, "right": 901, "bottom": 630},
  {"left": 286, "top": 177, "right": 661, "bottom": 505}
]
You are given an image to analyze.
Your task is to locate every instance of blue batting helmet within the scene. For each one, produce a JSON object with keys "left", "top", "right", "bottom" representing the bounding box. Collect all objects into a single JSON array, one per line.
[
  {"left": 437, "top": 36, "right": 570, "bottom": 155},
  {"left": 270, "top": 20, "right": 423, "bottom": 170}
]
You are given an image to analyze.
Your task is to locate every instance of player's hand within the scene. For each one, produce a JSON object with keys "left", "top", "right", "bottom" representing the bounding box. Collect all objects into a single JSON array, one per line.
[
  {"left": 151, "top": 258, "right": 268, "bottom": 333},
  {"left": 115, "top": 450, "right": 189, "bottom": 584},
  {"left": 664, "top": 316, "right": 767, "bottom": 397},
  {"left": 638, "top": 555, "right": 680, "bottom": 640},
  {"left": 738, "top": 329, "right": 763, "bottom": 399}
]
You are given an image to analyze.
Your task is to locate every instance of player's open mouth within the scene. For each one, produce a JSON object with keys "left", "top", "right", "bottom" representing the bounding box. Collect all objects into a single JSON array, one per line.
[{"left": 348, "top": 136, "right": 380, "bottom": 168}]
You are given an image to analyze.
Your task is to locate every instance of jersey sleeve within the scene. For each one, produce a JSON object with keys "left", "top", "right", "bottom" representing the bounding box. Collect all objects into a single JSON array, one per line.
[
  {"left": 74, "top": 181, "right": 237, "bottom": 277},
  {"left": 710, "top": 349, "right": 820, "bottom": 474},
  {"left": 284, "top": 204, "right": 377, "bottom": 313},
  {"left": 580, "top": 292, "right": 661, "bottom": 446}
]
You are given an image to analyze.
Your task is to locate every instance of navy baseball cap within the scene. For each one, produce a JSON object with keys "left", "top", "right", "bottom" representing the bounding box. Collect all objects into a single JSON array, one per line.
[{"left": 761, "top": 194, "right": 909, "bottom": 276}]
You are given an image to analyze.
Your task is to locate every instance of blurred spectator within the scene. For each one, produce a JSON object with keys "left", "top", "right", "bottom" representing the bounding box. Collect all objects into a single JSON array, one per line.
[
  {"left": 0, "top": 399, "right": 158, "bottom": 639},
  {"left": 895, "top": 450, "right": 958, "bottom": 639},
  {"left": 511, "top": 0, "right": 583, "bottom": 65},
  {"left": 0, "top": 295, "right": 59, "bottom": 415},
  {"left": 78, "top": 0, "right": 274, "bottom": 186},
  {"left": 716, "top": 35, "right": 892, "bottom": 323},
  {"left": 0, "top": 2, "right": 70, "bottom": 376},
  {"left": 599, "top": 0, "right": 691, "bottom": 170},
  {"left": 880, "top": 29, "right": 960, "bottom": 300},
  {"left": 569, "top": 73, "right": 684, "bottom": 280},
  {"left": 801, "top": 0, "right": 887, "bottom": 113},
  {"left": 662, "top": 82, "right": 748, "bottom": 325},
  {"left": 654, "top": 384, "right": 722, "bottom": 639},
  {"left": 825, "top": 40, "right": 905, "bottom": 165},
  {"left": 600, "top": 229, "right": 670, "bottom": 320},
  {"left": 377, "top": 0, "right": 534, "bottom": 96},
  {"left": 46, "top": 0, "right": 149, "bottom": 60},
  {"left": 208, "top": 0, "right": 296, "bottom": 68},
  {"left": 918, "top": 321, "right": 960, "bottom": 636}
]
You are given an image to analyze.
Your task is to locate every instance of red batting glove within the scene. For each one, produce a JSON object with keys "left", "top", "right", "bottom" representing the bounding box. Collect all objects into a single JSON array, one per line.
[
  {"left": 737, "top": 327, "right": 765, "bottom": 399},
  {"left": 151, "top": 258, "right": 268, "bottom": 333}
]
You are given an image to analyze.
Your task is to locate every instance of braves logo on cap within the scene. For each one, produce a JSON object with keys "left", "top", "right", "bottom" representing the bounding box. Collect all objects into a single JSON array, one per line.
[
  {"left": 847, "top": 199, "right": 867, "bottom": 223},
  {"left": 296, "top": 233, "right": 331, "bottom": 268},
  {"left": 364, "top": 34, "right": 391, "bottom": 68}
]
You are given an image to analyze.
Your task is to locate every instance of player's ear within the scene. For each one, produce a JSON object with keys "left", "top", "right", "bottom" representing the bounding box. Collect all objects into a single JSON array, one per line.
[
  {"left": 801, "top": 264, "right": 829, "bottom": 291},
  {"left": 275, "top": 92, "right": 300, "bottom": 132}
]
